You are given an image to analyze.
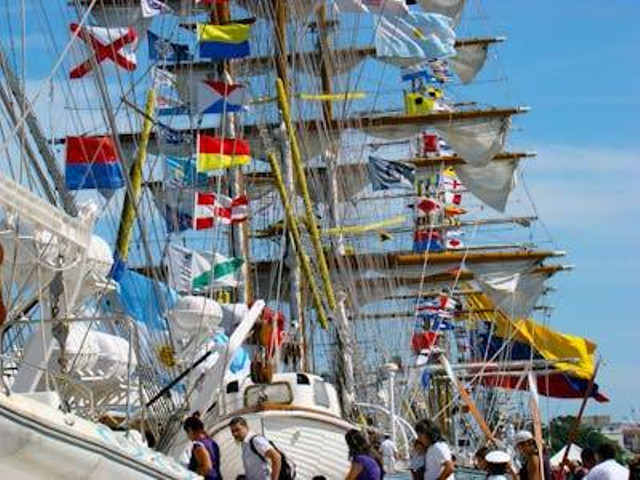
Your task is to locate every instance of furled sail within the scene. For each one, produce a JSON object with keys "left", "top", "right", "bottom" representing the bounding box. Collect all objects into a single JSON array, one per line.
[
  {"left": 450, "top": 41, "right": 491, "bottom": 84},
  {"left": 476, "top": 271, "right": 550, "bottom": 319},
  {"left": 455, "top": 159, "right": 518, "bottom": 212},
  {"left": 435, "top": 116, "right": 511, "bottom": 167},
  {"left": 417, "top": 0, "right": 466, "bottom": 25}
]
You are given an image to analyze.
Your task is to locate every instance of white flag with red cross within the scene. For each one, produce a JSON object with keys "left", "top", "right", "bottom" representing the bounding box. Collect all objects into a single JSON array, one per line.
[{"left": 69, "top": 23, "right": 138, "bottom": 79}]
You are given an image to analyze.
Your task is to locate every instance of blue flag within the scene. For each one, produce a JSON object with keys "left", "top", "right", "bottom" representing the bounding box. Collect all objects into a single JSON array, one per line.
[
  {"left": 148, "top": 31, "right": 192, "bottom": 62},
  {"left": 166, "top": 156, "right": 212, "bottom": 188},
  {"left": 117, "top": 269, "right": 177, "bottom": 331},
  {"left": 376, "top": 12, "right": 456, "bottom": 64},
  {"left": 401, "top": 63, "right": 439, "bottom": 82}
]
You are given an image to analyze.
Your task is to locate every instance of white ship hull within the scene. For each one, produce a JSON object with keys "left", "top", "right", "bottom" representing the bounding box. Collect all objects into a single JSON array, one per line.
[
  {"left": 0, "top": 392, "right": 197, "bottom": 479},
  {"left": 209, "top": 408, "right": 353, "bottom": 480}
]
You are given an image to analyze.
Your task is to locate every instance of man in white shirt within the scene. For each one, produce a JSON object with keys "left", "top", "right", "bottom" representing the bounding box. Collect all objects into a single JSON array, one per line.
[
  {"left": 415, "top": 420, "right": 455, "bottom": 480},
  {"left": 229, "top": 416, "right": 282, "bottom": 480},
  {"left": 380, "top": 434, "right": 399, "bottom": 473},
  {"left": 585, "top": 443, "right": 629, "bottom": 480}
]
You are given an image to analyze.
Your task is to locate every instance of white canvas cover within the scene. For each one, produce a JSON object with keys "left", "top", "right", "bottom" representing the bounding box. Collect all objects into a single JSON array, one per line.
[
  {"left": 550, "top": 445, "right": 583, "bottom": 467},
  {"left": 435, "top": 116, "right": 511, "bottom": 167},
  {"left": 361, "top": 123, "right": 423, "bottom": 140},
  {"left": 469, "top": 259, "right": 540, "bottom": 278},
  {"left": 235, "top": 49, "right": 371, "bottom": 78},
  {"left": 335, "top": 0, "right": 409, "bottom": 16},
  {"left": 91, "top": 5, "right": 152, "bottom": 37},
  {"left": 418, "top": 0, "right": 466, "bottom": 25},
  {"left": 450, "top": 43, "right": 489, "bottom": 84},
  {"left": 476, "top": 271, "right": 550, "bottom": 319},
  {"left": 456, "top": 159, "right": 518, "bottom": 212},
  {"left": 236, "top": 0, "right": 322, "bottom": 20}
]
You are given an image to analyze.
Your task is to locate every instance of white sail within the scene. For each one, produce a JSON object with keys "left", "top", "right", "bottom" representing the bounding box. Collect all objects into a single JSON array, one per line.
[
  {"left": 456, "top": 159, "right": 519, "bottom": 212},
  {"left": 418, "top": 0, "right": 466, "bottom": 25},
  {"left": 477, "top": 271, "right": 550, "bottom": 319},
  {"left": 435, "top": 116, "right": 511, "bottom": 167},
  {"left": 451, "top": 42, "right": 491, "bottom": 84}
]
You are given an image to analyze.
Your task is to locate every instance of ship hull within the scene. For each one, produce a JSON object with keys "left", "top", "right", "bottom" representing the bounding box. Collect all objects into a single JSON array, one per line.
[
  {"left": 0, "top": 392, "right": 196, "bottom": 479},
  {"left": 209, "top": 408, "right": 354, "bottom": 480}
]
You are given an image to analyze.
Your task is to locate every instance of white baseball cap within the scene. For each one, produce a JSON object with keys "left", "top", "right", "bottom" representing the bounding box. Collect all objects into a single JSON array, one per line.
[
  {"left": 513, "top": 430, "right": 534, "bottom": 445},
  {"left": 486, "top": 451, "right": 511, "bottom": 464}
]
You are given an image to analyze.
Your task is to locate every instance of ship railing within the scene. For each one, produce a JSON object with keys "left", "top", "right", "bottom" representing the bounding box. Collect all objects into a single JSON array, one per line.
[
  {"left": 0, "top": 314, "right": 148, "bottom": 434},
  {"left": 0, "top": 351, "right": 95, "bottom": 414}
]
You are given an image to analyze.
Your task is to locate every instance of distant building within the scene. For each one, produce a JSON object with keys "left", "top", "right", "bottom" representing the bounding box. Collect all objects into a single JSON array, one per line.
[
  {"left": 623, "top": 426, "right": 640, "bottom": 453},
  {"left": 597, "top": 421, "right": 640, "bottom": 453},
  {"left": 601, "top": 422, "right": 625, "bottom": 449},
  {"left": 582, "top": 415, "right": 612, "bottom": 429}
]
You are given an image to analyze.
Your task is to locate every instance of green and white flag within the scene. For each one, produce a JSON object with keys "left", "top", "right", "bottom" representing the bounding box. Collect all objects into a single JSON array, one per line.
[
  {"left": 164, "top": 244, "right": 244, "bottom": 292},
  {"left": 193, "top": 253, "right": 244, "bottom": 289}
]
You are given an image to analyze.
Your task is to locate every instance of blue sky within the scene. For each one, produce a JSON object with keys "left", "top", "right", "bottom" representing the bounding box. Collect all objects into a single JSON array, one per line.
[
  {"left": 0, "top": 1, "right": 637, "bottom": 422},
  {"left": 465, "top": 1, "right": 640, "bottom": 420}
]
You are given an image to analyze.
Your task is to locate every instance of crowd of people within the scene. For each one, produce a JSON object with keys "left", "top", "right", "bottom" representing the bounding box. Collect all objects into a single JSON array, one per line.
[{"left": 181, "top": 412, "right": 635, "bottom": 480}]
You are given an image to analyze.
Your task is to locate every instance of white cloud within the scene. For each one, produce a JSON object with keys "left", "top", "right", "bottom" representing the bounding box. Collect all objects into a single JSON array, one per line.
[{"left": 520, "top": 144, "right": 640, "bottom": 230}]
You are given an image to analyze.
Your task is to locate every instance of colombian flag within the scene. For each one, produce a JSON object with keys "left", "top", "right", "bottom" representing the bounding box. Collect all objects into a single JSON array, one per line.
[
  {"left": 197, "top": 134, "right": 251, "bottom": 171},
  {"left": 65, "top": 136, "right": 124, "bottom": 190},
  {"left": 197, "top": 23, "right": 250, "bottom": 59}
]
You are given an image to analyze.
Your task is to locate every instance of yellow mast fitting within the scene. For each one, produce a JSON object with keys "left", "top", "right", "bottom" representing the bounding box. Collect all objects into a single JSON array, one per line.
[
  {"left": 115, "top": 89, "right": 156, "bottom": 261},
  {"left": 275, "top": 77, "right": 336, "bottom": 311},
  {"left": 267, "top": 153, "right": 329, "bottom": 330}
]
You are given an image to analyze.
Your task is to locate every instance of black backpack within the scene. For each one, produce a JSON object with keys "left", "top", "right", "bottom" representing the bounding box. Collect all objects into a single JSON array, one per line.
[{"left": 249, "top": 435, "right": 296, "bottom": 480}]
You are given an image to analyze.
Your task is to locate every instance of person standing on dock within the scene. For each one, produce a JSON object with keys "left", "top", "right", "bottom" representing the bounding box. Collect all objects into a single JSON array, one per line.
[
  {"left": 585, "top": 443, "right": 628, "bottom": 480},
  {"left": 381, "top": 434, "right": 399, "bottom": 474},
  {"left": 513, "top": 431, "right": 550, "bottom": 480},
  {"left": 485, "top": 451, "right": 513, "bottom": 480},
  {"left": 344, "top": 429, "right": 384, "bottom": 480},
  {"left": 415, "top": 420, "right": 455, "bottom": 480},
  {"left": 410, "top": 438, "right": 428, "bottom": 480}
]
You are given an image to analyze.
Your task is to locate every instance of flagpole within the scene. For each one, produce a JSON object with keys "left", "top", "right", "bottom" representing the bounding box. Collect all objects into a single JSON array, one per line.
[{"left": 212, "top": 1, "right": 253, "bottom": 306}]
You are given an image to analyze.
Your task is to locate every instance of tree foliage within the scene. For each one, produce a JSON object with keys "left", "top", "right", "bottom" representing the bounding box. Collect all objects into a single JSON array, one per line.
[{"left": 544, "top": 416, "right": 625, "bottom": 461}]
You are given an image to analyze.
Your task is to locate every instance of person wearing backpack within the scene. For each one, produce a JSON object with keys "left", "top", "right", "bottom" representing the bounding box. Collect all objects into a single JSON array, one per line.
[
  {"left": 229, "top": 416, "right": 295, "bottom": 480},
  {"left": 183, "top": 412, "right": 222, "bottom": 480}
]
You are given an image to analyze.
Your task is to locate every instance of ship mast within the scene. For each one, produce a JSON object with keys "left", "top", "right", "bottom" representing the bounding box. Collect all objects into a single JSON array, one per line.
[
  {"left": 212, "top": 1, "right": 253, "bottom": 305},
  {"left": 314, "top": 2, "right": 356, "bottom": 417},
  {"left": 0, "top": 47, "right": 76, "bottom": 215},
  {"left": 272, "top": 0, "right": 306, "bottom": 371}
]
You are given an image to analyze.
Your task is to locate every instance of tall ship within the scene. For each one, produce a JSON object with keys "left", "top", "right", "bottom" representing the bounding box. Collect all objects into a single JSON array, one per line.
[{"left": 0, "top": 0, "right": 607, "bottom": 478}]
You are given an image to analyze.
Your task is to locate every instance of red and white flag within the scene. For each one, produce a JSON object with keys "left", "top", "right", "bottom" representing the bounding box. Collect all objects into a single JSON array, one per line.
[
  {"left": 194, "top": 192, "right": 248, "bottom": 230},
  {"left": 417, "top": 196, "right": 443, "bottom": 217},
  {"left": 446, "top": 229, "right": 464, "bottom": 249},
  {"left": 69, "top": 24, "right": 138, "bottom": 79}
]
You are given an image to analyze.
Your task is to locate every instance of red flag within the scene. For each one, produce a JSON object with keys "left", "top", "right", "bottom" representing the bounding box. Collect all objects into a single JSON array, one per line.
[{"left": 194, "top": 192, "right": 248, "bottom": 230}]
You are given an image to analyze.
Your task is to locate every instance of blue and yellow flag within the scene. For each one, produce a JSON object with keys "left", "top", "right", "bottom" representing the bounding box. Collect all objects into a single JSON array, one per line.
[{"left": 197, "top": 23, "right": 251, "bottom": 59}]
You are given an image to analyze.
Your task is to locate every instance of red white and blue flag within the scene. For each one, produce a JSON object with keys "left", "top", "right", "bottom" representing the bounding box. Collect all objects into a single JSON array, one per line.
[
  {"left": 190, "top": 80, "right": 248, "bottom": 115},
  {"left": 65, "top": 136, "right": 124, "bottom": 190}
]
